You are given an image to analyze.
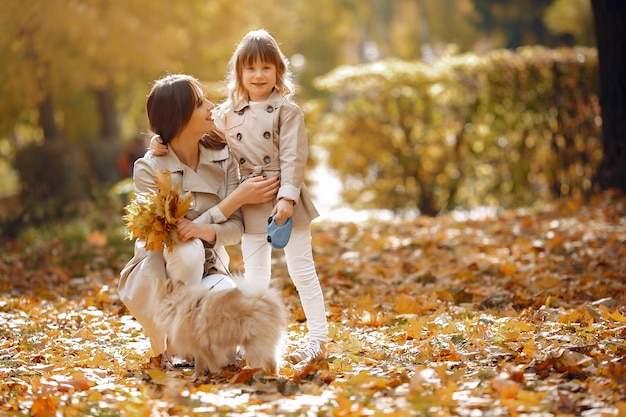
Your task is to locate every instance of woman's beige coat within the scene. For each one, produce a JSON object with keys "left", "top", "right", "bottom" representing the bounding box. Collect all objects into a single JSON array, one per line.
[
  {"left": 118, "top": 144, "right": 243, "bottom": 356},
  {"left": 218, "top": 90, "right": 319, "bottom": 234}
]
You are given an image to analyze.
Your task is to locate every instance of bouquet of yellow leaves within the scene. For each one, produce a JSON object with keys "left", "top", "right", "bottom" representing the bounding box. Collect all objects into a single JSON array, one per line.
[{"left": 123, "top": 169, "right": 193, "bottom": 252}]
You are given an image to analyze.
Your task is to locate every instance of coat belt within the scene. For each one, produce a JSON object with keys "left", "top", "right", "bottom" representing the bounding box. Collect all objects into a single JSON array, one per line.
[{"left": 240, "top": 162, "right": 280, "bottom": 179}]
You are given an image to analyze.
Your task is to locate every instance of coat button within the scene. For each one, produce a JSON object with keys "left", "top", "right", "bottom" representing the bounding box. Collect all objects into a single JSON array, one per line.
[
  {"left": 266, "top": 106, "right": 274, "bottom": 113},
  {"left": 237, "top": 109, "right": 244, "bottom": 115},
  {"left": 236, "top": 133, "right": 242, "bottom": 140},
  {"left": 263, "top": 156, "right": 271, "bottom": 163},
  {"left": 263, "top": 131, "right": 271, "bottom": 139},
  {"left": 239, "top": 158, "right": 245, "bottom": 164}
]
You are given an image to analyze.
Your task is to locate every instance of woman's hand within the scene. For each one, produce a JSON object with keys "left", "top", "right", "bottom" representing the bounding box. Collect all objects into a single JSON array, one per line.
[
  {"left": 150, "top": 135, "right": 169, "bottom": 156},
  {"left": 237, "top": 176, "right": 280, "bottom": 204},
  {"left": 177, "top": 218, "right": 216, "bottom": 244},
  {"left": 271, "top": 198, "right": 294, "bottom": 225},
  {"left": 215, "top": 176, "right": 280, "bottom": 220}
]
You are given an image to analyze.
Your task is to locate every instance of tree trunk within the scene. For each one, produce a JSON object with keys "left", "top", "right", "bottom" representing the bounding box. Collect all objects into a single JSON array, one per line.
[
  {"left": 38, "top": 94, "right": 61, "bottom": 142},
  {"left": 88, "top": 86, "right": 122, "bottom": 183},
  {"left": 95, "top": 86, "right": 119, "bottom": 138},
  {"left": 591, "top": 0, "right": 626, "bottom": 192}
]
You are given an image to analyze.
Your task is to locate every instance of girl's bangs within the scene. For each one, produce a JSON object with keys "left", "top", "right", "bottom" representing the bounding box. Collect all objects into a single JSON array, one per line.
[{"left": 240, "top": 38, "right": 279, "bottom": 66}]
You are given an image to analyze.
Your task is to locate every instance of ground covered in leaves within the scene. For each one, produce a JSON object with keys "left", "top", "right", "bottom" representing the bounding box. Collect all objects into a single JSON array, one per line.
[{"left": 1, "top": 192, "right": 625, "bottom": 416}]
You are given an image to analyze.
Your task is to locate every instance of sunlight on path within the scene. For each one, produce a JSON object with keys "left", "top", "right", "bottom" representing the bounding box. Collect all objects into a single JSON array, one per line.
[
  {"left": 308, "top": 151, "right": 499, "bottom": 223},
  {"left": 309, "top": 148, "right": 395, "bottom": 223}
]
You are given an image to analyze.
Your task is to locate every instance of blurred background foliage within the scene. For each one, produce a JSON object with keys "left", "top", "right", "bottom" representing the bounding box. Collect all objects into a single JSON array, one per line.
[
  {"left": 0, "top": 0, "right": 596, "bottom": 235},
  {"left": 315, "top": 47, "right": 599, "bottom": 215}
]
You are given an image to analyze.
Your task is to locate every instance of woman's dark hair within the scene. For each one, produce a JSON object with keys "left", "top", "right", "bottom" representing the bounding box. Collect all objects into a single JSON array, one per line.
[{"left": 146, "top": 74, "right": 225, "bottom": 149}]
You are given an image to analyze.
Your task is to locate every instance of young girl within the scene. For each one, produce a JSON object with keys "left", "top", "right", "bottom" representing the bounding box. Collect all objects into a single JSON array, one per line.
[
  {"left": 151, "top": 30, "right": 328, "bottom": 364},
  {"left": 121, "top": 73, "right": 279, "bottom": 360}
]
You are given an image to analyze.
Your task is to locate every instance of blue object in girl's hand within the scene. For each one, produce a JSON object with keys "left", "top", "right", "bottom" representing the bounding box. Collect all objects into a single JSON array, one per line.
[{"left": 267, "top": 215, "right": 293, "bottom": 249}]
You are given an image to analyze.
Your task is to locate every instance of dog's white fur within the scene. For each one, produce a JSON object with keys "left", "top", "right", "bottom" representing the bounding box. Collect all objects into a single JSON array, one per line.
[{"left": 155, "top": 278, "right": 287, "bottom": 380}]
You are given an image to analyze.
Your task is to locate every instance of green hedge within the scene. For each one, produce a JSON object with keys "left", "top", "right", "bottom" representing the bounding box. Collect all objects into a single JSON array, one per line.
[{"left": 314, "top": 46, "right": 600, "bottom": 215}]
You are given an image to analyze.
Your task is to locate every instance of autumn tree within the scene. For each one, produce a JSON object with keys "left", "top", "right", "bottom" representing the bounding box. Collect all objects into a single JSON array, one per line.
[
  {"left": 472, "top": 0, "right": 572, "bottom": 48},
  {"left": 543, "top": 0, "right": 594, "bottom": 46},
  {"left": 591, "top": 0, "right": 626, "bottom": 193},
  {"left": 314, "top": 47, "right": 600, "bottom": 215},
  {"left": 0, "top": 0, "right": 610, "bottom": 228},
  {"left": 0, "top": 0, "right": 243, "bottom": 226}
]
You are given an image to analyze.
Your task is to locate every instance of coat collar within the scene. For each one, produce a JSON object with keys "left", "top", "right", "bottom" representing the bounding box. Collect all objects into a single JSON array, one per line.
[
  {"left": 232, "top": 89, "right": 286, "bottom": 113},
  {"left": 154, "top": 144, "right": 229, "bottom": 194}
]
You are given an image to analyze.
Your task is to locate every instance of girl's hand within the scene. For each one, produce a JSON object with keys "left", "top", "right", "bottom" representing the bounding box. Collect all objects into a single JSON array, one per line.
[
  {"left": 271, "top": 198, "right": 294, "bottom": 225},
  {"left": 150, "top": 135, "right": 169, "bottom": 156}
]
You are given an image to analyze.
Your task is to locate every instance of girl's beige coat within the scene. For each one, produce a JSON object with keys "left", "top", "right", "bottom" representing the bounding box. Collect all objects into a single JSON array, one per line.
[{"left": 218, "top": 90, "right": 319, "bottom": 234}]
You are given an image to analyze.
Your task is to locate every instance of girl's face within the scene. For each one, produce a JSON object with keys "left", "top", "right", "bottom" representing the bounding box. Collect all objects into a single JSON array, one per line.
[
  {"left": 242, "top": 59, "right": 276, "bottom": 101},
  {"left": 185, "top": 92, "right": 216, "bottom": 137}
]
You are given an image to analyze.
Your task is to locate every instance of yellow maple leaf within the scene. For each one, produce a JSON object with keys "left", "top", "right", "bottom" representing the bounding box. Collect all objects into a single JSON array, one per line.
[
  {"left": 174, "top": 191, "right": 193, "bottom": 218},
  {"left": 395, "top": 293, "right": 418, "bottom": 314},
  {"left": 606, "top": 309, "right": 626, "bottom": 323},
  {"left": 522, "top": 338, "right": 538, "bottom": 358},
  {"left": 31, "top": 394, "right": 56, "bottom": 417},
  {"left": 154, "top": 168, "right": 172, "bottom": 197},
  {"left": 230, "top": 367, "right": 262, "bottom": 384},
  {"left": 123, "top": 169, "right": 192, "bottom": 252}
]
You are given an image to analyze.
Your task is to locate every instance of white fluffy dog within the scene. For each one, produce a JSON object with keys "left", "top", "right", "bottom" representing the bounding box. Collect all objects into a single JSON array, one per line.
[{"left": 155, "top": 277, "right": 287, "bottom": 380}]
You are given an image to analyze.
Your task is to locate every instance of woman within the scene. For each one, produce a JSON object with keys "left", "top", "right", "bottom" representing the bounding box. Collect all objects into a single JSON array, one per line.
[{"left": 119, "top": 74, "right": 278, "bottom": 359}]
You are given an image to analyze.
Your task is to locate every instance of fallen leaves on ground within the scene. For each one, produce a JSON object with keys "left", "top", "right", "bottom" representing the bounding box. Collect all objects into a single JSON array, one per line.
[{"left": 1, "top": 192, "right": 625, "bottom": 415}]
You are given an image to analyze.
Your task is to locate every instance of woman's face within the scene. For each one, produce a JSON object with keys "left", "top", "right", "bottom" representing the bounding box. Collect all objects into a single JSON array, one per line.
[{"left": 185, "top": 92, "right": 216, "bottom": 136}]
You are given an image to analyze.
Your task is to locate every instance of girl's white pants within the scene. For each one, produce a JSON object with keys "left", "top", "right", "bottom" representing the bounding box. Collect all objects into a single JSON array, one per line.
[{"left": 242, "top": 225, "right": 328, "bottom": 344}]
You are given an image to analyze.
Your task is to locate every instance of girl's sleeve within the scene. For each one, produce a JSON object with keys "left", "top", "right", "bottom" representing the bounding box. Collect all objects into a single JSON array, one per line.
[{"left": 277, "top": 104, "right": 308, "bottom": 204}]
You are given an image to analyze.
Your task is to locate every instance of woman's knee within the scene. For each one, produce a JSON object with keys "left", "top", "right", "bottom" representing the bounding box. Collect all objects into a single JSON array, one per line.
[{"left": 164, "top": 239, "right": 204, "bottom": 284}]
